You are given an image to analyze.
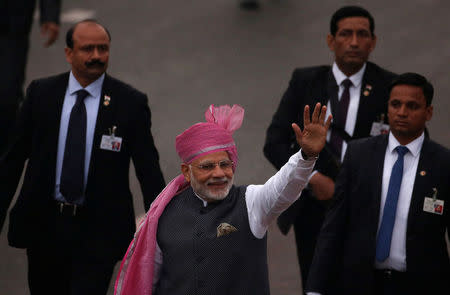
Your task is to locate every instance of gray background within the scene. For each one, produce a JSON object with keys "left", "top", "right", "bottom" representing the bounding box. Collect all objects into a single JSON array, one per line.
[{"left": 1, "top": 0, "right": 449, "bottom": 294}]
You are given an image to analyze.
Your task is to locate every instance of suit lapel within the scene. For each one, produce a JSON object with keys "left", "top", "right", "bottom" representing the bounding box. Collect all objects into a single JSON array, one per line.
[
  {"left": 50, "top": 73, "right": 71, "bottom": 142},
  {"left": 86, "top": 74, "right": 116, "bottom": 188},
  {"left": 326, "top": 69, "right": 339, "bottom": 117},
  {"left": 47, "top": 73, "right": 70, "bottom": 190},
  {"left": 407, "top": 139, "right": 434, "bottom": 231},
  {"left": 354, "top": 64, "right": 377, "bottom": 138},
  {"left": 369, "top": 135, "right": 389, "bottom": 237}
]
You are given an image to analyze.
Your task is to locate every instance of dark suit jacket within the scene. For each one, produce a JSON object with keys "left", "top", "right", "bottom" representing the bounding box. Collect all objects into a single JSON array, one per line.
[
  {"left": 0, "top": 72, "right": 165, "bottom": 260},
  {"left": 306, "top": 135, "right": 450, "bottom": 294},
  {"left": 264, "top": 62, "right": 396, "bottom": 231}
]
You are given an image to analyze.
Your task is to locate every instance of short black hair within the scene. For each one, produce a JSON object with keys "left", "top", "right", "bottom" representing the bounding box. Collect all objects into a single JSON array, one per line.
[
  {"left": 330, "top": 6, "right": 375, "bottom": 36},
  {"left": 389, "top": 73, "right": 434, "bottom": 106},
  {"left": 66, "top": 19, "right": 111, "bottom": 49}
]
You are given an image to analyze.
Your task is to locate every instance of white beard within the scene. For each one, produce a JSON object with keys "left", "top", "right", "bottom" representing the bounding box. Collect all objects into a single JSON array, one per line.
[{"left": 190, "top": 171, "right": 234, "bottom": 202}]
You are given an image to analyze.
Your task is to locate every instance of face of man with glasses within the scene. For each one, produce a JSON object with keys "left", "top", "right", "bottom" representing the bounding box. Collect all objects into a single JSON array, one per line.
[{"left": 181, "top": 151, "right": 234, "bottom": 202}]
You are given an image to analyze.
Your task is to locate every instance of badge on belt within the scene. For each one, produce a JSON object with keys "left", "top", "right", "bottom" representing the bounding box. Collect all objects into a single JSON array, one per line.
[
  {"left": 100, "top": 125, "right": 122, "bottom": 152},
  {"left": 423, "top": 188, "right": 444, "bottom": 215}
]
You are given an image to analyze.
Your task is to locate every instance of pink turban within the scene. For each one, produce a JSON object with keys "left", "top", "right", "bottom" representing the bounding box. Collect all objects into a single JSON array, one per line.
[
  {"left": 114, "top": 104, "right": 244, "bottom": 295},
  {"left": 176, "top": 104, "right": 244, "bottom": 165}
]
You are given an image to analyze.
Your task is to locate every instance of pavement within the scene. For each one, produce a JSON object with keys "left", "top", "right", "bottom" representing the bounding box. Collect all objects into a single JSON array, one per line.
[{"left": 1, "top": 0, "right": 449, "bottom": 294}]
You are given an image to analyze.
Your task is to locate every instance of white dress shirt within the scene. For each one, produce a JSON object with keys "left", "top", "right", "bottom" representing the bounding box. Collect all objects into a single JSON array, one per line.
[
  {"left": 55, "top": 72, "right": 104, "bottom": 204},
  {"left": 153, "top": 149, "right": 316, "bottom": 287},
  {"left": 326, "top": 62, "right": 366, "bottom": 162},
  {"left": 375, "top": 132, "right": 424, "bottom": 271}
]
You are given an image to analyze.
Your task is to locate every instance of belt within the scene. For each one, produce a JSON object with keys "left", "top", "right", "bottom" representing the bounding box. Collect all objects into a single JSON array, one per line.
[
  {"left": 55, "top": 201, "right": 83, "bottom": 216},
  {"left": 374, "top": 269, "right": 408, "bottom": 281}
]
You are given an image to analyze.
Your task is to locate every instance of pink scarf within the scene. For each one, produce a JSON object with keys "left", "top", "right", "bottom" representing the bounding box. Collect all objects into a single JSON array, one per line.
[{"left": 114, "top": 104, "right": 244, "bottom": 295}]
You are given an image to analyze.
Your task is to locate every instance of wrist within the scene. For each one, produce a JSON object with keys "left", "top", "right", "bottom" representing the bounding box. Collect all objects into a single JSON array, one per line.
[{"left": 301, "top": 149, "right": 318, "bottom": 160}]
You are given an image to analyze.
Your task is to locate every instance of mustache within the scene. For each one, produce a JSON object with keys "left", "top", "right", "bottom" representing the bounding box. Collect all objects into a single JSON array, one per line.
[
  {"left": 85, "top": 59, "right": 105, "bottom": 68},
  {"left": 206, "top": 177, "right": 229, "bottom": 185}
]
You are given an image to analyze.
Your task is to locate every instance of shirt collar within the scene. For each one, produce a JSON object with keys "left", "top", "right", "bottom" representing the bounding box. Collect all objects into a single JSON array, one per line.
[
  {"left": 332, "top": 62, "right": 366, "bottom": 88},
  {"left": 193, "top": 190, "right": 209, "bottom": 207},
  {"left": 68, "top": 71, "right": 105, "bottom": 98},
  {"left": 388, "top": 131, "right": 424, "bottom": 158}
]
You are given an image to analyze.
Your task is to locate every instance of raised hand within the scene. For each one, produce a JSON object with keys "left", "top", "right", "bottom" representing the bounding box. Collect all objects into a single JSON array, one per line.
[{"left": 292, "top": 103, "right": 332, "bottom": 158}]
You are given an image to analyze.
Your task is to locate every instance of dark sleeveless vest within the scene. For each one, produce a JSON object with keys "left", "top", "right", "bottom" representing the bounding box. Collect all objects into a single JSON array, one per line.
[{"left": 155, "top": 185, "right": 270, "bottom": 295}]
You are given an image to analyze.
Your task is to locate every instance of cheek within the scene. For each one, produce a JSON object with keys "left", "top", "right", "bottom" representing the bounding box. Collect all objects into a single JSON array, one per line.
[
  {"left": 194, "top": 173, "right": 211, "bottom": 184},
  {"left": 225, "top": 171, "right": 234, "bottom": 180},
  {"left": 387, "top": 108, "right": 394, "bottom": 119}
]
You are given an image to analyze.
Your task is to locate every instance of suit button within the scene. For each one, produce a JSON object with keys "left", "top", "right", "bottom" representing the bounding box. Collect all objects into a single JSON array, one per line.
[{"left": 196, "top": 231, "right": 203, "bottom": 237}]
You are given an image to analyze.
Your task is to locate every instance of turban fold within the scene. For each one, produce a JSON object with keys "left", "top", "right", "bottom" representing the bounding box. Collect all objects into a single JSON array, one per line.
[
  {"left": 114, "top": 104, "right": 244, "bottom": 295},
  {"left": 176, "top": 104, "right": 244, "bottom": 165}
]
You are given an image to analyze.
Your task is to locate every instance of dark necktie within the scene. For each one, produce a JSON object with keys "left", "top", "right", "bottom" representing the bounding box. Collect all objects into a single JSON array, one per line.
[
  {"left": 60, "top": 89, "right": 89, "bottom": 203},
  {"left": 375, "top": 145, "right": 409, "bottom": 262},
  {"left": 330, "top": 78, "right": 352, "bottom": 159}
]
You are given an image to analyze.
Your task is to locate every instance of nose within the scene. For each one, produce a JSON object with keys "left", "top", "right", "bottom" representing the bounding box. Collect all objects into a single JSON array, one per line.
[
  {"left": 397, "top": 104, "right": 408, "bottom": 116},
  {"left": 350, "top": 33, "right": 358, "bottom": 47},
  {"left": 211, "top": 165, "right": 226, "bottom": 177},
  {"left": 92, "top": 47, "right": 101, "bottom": 59}
]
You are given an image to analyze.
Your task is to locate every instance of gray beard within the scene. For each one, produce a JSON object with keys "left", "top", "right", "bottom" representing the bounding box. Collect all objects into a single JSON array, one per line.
[{"left": 190, "top": 171, "right": 234, "bottom": 202}]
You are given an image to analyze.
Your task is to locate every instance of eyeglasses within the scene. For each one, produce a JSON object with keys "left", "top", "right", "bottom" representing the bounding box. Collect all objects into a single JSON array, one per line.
[{"left": 191, "top": 160, "right": 234, "bottom": 172}]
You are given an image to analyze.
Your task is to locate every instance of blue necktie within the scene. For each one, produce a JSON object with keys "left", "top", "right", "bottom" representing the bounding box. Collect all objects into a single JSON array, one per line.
[
  {"left": 60, "top": 89, "right": 89, "bottom": 203},
  {"left": 376, "top": 145, "right": 409, "bottom": 262}
]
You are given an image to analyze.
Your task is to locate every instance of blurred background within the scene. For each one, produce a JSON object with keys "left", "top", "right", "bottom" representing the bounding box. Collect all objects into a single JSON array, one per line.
[{"left": 1, "top": 0, "right": 449, "bottom": 294}]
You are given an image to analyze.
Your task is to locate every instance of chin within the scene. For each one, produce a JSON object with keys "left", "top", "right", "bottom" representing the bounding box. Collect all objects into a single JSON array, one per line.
[{"left": 205, "top": 185, "right": 232, "bottom": 201}]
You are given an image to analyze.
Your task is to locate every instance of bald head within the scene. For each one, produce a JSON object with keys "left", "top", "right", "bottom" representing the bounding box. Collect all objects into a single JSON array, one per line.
[{"left": 66, "top": 19, "right": 111, "bottom": 49}]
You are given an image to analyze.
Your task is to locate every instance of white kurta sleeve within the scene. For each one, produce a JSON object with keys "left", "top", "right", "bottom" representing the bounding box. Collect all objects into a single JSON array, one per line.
[{"left": 245, "top": 149, "right": 316, "bottom": 238}]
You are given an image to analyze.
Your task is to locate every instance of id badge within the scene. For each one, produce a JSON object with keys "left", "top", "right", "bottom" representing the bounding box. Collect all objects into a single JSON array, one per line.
[
  {"left": 100, "top": 135, "right": 122, "bottom": 152},
  {"left": 370, "top": 122, "right": 390, "bottom": 136},
  {"left": 423, "top": 197, "right": 444, "bottom": 215}
]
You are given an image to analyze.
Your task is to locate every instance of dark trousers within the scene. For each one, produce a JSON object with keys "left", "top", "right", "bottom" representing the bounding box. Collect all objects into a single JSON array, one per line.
[
  {"left": 0, "top": 34, "right": 28, "bottom": 153},
  {"left": 293, "top": 195, "right": 326, "bottom": 289},
  {"left": 26, "top": 205, "right": 117, "bottom": 295},
  {"left": 277, "top": 191, "right": 326, "bottom": 291},
  {"left": 373, "top": 269, "right": 450, "bottom": 295}
]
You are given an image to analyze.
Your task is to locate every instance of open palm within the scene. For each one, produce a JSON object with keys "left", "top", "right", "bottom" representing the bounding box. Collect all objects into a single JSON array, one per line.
[{"left": 292, "top": 103, "right": 332, "bottom": 158}]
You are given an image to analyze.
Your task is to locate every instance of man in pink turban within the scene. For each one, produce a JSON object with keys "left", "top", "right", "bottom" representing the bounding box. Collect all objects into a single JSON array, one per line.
[{"left": 115, "top": 103, "right": 331, "bottom": 295}]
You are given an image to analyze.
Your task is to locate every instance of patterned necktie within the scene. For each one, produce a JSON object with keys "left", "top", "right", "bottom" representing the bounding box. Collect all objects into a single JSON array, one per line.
[
  {"left": 375, "top": 145, "right": 409, "bottom": 262},
  {"left": 60, "top": 89, "right": 89, "bottom": 203},
  {"left": 330, "top": 78, "right": 352, "bottom": 159}
]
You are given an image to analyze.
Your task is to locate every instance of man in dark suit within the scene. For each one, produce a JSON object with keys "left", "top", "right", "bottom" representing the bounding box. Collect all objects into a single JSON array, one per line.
[
  {"left": 0, "top": 20, "right": 165, "bottom": 294},
  {"left": 0, "top": 0, "right": 61, "bottom": 153},
  {"left": 306, "top": 73, "right": 450, "bottom": 295},
  {"left": 264, "top": 6, "right": 396, "bottom": 287}
]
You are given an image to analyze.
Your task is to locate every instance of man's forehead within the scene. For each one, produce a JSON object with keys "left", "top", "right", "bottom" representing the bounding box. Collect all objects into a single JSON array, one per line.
[
  {"left": 337, "top": 16, "right": 370, "bottom": 30},
  {"left": 73, "top": 23, "right": 109, "bottom": 42},
  {"left": 389, "top": 85, "right": 425, "bottom": 101},
  {"left": 193, "top": 151, "right": 230, "bottom": 164}
]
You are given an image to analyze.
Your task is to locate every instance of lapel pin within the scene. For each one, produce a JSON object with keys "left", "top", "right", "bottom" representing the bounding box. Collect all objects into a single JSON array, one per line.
[
  {"left": 363, "top": 84, "right": 372, "bottom": 96},
  {"left": 420, "top": 170, "right": 426, "bottom": 176},
  {"left": 104, "top": 95, "right": 111, "bottom": 106}
]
